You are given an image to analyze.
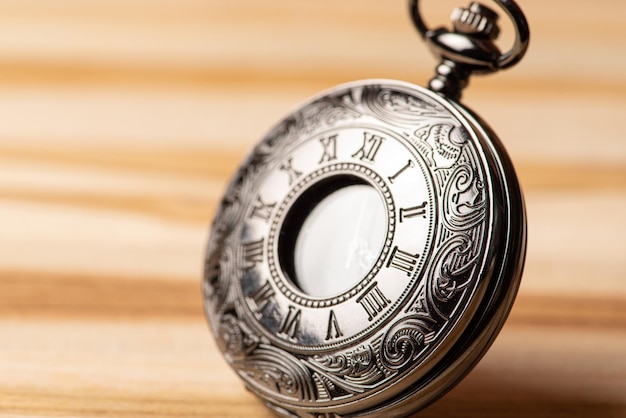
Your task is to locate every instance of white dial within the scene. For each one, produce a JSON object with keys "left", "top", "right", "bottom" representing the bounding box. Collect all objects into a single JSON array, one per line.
[{"left": 294, "top": 184, "right": 387, "bottom": 298}]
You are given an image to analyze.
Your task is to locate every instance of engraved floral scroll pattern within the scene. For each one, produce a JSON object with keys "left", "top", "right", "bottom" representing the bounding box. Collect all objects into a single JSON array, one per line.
[
  {"left": 362, "top": 85, "right": 445, "bottom": 124},
  {"left": 236, "top": 345, "right": 318, "bottom": 402},
  {"left": 204, "top": 167, "right": 257, "bottom": 323},
  {"left": 308, "top": 344, "right": 386, "bottom": 399},
  {"left": 203, "top": 84, "right": 489, "bottom": 411},
  {"left": 380, "top": 316, "right": 435, "bottom": 371},
  {"left": 414, "top": 123, "right": 470, "bottom": 169},
  {"left": 376, "top": 145, "right": 486, "bottom": 383},
  {"left": 443, "top": 162, "right": 486, "bottom": 231},
  {"left": 250, "top": 95, "right": 362, "bottom": 171}
]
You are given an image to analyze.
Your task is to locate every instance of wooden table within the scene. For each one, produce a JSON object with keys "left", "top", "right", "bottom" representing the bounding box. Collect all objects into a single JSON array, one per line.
[{"left": 0, "top": 1, "right": 624, "bottom": 417}]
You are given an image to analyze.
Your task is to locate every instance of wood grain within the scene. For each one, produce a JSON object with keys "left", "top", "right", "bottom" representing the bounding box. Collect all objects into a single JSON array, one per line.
[{"left": 0, "top": 1, "right": 625, "bottom": 417}]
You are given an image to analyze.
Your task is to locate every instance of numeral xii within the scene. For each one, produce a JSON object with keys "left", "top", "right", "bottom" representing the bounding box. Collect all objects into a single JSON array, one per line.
[{"left": 352, "top": 132, "right": 385, "bottom": 163}]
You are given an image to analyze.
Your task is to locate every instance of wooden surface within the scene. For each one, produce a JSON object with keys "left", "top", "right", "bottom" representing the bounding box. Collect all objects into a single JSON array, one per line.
[{"left": 0, "top": 1, "right": 625, "bottom": 417}]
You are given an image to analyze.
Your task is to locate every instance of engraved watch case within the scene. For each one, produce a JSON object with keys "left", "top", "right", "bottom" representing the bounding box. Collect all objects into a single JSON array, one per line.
[{"left": 203, "top": 1, "right": 529, "bottom": 417}]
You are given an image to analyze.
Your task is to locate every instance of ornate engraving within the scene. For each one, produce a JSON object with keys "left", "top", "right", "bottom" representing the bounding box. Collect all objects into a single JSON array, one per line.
[
  {"left": 422, "top": 233, "right": 478, "bottom": 322},
  {"left": 362, "top": 85, "right": 444, "bottom": 124},
  {"left": 235, "top": 344, "right": 317, "bottom": 401},
  {"left": 309, "top": 344, "right": 385, "bottom": 396},
  {"left": 217, "top": 313, "right": 260, "bottom": 358},
  {"left": 443, "top": 162, "right": 486, "bottom": 231},
  {"left": 414, "top": 123, "right": 470, "bottom": 169},
  {"left": 258, "top": 96, "right": 362, "bottom": 161},
  {"left": 204, "top": 81, "right": 500, "bottom": 414},
  {"left": 298, "top": 96, "right": 362, "bottom": 135},
  {"left": 204, "top": 231, "right": 238, "bottom": 318},
  {"left": 380, "top": 316, "right": 434, "bottom": 371}
]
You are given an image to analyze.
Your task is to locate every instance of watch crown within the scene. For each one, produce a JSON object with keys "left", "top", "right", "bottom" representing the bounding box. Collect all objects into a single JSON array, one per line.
[{"left": 451, "top": 2, "right": 500, "bottom": 40}]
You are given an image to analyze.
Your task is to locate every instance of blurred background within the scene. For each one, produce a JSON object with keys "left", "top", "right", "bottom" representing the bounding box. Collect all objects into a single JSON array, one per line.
[{"left": 0, "top": 1, "right": 624, "bottom": 417}]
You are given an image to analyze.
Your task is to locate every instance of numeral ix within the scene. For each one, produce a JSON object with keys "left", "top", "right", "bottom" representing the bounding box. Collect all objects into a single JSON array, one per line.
[
  {"left": 280, "top": 158, "right": 302, "bottom": 186},
  {"left": 250, "top": 195, "right": 276, "bottom": 221}
]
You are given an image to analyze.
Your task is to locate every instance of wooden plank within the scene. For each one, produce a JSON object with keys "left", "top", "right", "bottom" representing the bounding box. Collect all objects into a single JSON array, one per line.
[{"left": 0, "top": 319, "right": 623, "bottom": 417}]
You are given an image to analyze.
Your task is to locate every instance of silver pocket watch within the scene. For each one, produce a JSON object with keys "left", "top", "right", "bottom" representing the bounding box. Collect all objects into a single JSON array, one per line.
[{"left": 203, "top": 1, "right": 529, "bottom": 416}]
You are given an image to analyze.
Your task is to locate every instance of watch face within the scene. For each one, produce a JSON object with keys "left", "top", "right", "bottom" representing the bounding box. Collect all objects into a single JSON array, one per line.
[{"left": 203, "top": 80, "right": 525, "bottom": 416}]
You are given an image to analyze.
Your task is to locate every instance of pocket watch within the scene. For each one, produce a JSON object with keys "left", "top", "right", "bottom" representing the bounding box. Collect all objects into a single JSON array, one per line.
[{"left": 203, "top": 1, "right": 529, "bottom": 416}]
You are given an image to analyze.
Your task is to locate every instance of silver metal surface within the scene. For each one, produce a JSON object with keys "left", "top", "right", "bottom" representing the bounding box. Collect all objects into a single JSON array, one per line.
[
  {"left": 203, "top": 2, "right": 529, "bottom": 417},
  {"left": 409, "top": 0, "right": 530, "bottom": 99}
]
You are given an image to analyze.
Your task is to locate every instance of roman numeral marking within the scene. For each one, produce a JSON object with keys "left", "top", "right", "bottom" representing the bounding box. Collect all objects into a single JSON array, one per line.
[
  {"left": 388, "top": 159, "right": 415, "bottom": 184},
  {"left": 278, "top": 306, "right": 302, "bottom": 340},
  {"left": 279, "top": 158, "right": 302, "bottom": 186},
  {"left": 386, "top": 246, "right": 420, "bottom": 276},
  {"left": 319, "top": 134, "right": 338, "bottom": 164},
  {"left": 325, "top": 310, "right": 343, "bottom": 340},
  {"left": 248, "top": 280, "right": 275, "bottom": 316},
  {"left": 250, "top": 195, "right": 276, "bottom": 221},
  {"left": 399, "top": 201, "right": 428, "bottom": 222},
  {"left": 356, "top": 282, "right": 391, "bottom": 321},
  {"left": 352, "top": 132, "right": 385, "bottom": 163},
  {"left": 242, "top": 238, "right": 264, "bottom": 271}
]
